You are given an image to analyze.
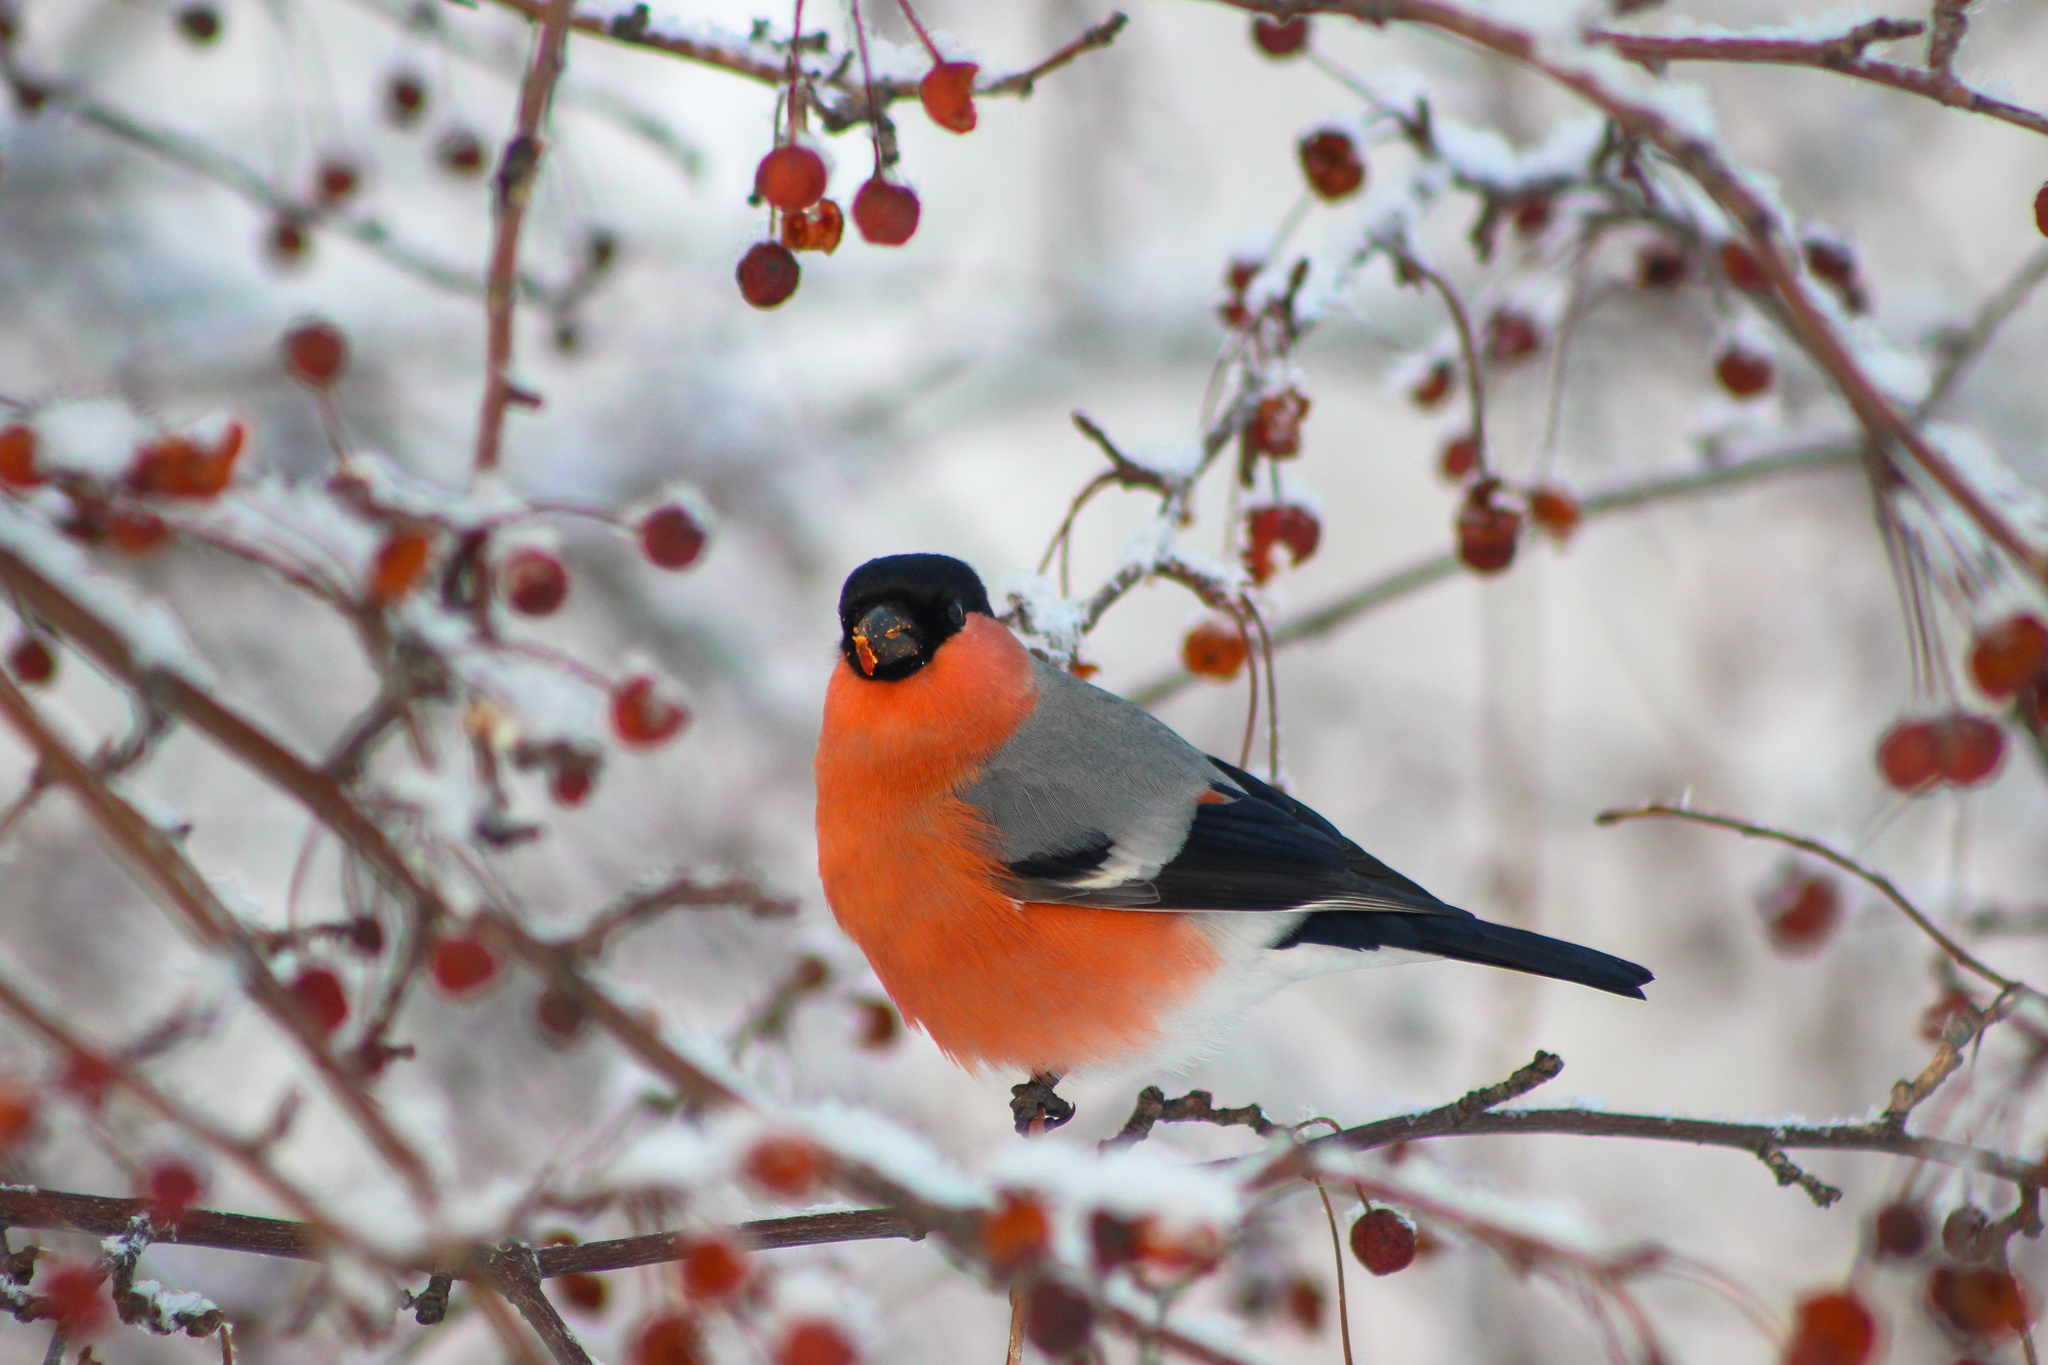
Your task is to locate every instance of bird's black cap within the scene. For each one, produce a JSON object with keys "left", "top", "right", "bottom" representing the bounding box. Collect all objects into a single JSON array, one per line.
[{"left": 837, "top": 554, "right": 993, "bottom": 681}]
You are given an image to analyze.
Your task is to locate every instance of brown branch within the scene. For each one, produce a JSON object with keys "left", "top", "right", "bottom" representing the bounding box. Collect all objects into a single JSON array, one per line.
[
  {"left": 479, "top": 1242, "right": 591, "bottom": 1365},
  {"left": 569, "top": 872, "right": 798, "bottom": 957},
  {"left": 981, "top": 12, "right": 1130, "bottom": 97},
  {"left": 1594, "top": 803, "right": 2041, "bottom": 1004},
  {"left": 1927, "top": 0, "right": 1973, "bottom": 72},
  {"left": 474, "top": 0, "right": 578, "bottom": 474},
  {"left": 1103, "top": 1088, "right": 1281, "bottom": 1150},
  {"left": 1387, "top": 245, "right": 1490, "bottom": 477}
]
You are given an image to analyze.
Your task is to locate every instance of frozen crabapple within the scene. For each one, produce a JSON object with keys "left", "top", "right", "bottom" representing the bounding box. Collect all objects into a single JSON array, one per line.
[
  {"left": 555, "top": 1269, "right": 607, "bottom": 1315},
  {"left": 1876, "top": 718, "right": 1941, "bottom": 792},
  {"left": 633, "top": 1312, "right": 705, "bottom": 1365},
  {"left": 39, "top": 1263, "right": 110, "bottom": 1336},
  {"left": 0, "top": 1080, "right": 34, "bottom": 1152},
  {"left": 1968, "top": 613, "right": 2048, "bottom": 699},
  {"left": 1349, "top": 1208, "right": 1416, "bottom": 1275},
  {"left": 1719, "top": 238, "right": 1767, "bottom": 291},
  {"left": 680, "top": 1237, "right": 749, "bottom": 1301},
  {"left": 1762, "top": 871, "right": 1841, "bottom": 954},
  {"left": 1439, "top": 433, "right": 1479, "bottom": 481},
  {"left": 130, "top": 419, "right": 246, "bottom": 498},
  {"left": 1485, "top": 308, "right": 1541, "bottom": 363},
  {"left": 1872, "top": 1201, "right": 1929, "bottom": 1259},
  {"left": 754, "top": 144, "right": 827, "bottom": 212},
  {"left": 1715, "top": 346, "right": 1773, "bottom": 398},
  {"left": 430, "top": 936, "right": 498, "bottom": 995},
  {"left": 1251, "top": 14, "right": 1308, "bottom": 56},
  {"left": 640, "top": 504, "right": 707, "bottom": 569},
  {"left": 1511, "top": 194, "right": 1552, "bottom": 236},
  {"left": 1244, "top": 389, "right": 1309, "bottom": 458},
  {"left": 386, "top": 69, "right": 427, "bottom": 126},
  {"left": 981, "top": 1191, "right": 1052, "bottom": 1270},
  {"left": 314, "top": 155, "right": 361, "bottom": 205},
  {"left": 855, "top": 997, "right": 899, "bottom": 1048},
  {"left": 852, "top": 178, "right": 920, "bottom": 246},
  {"left": 1245, "top": 504, "right": 1321, "bottom": 582},
  {"left": 1456, "top": 482, "right": 1520, "bottom": 574},
  {"left": 501, "top": 546, "right": 569, "bottom": 616},
  {"left": 287, "top": 965, "right": 349, "bottom": 1037},
  {"left": 1024, "top": 1280, "right": 1095, "bottom": 1355},
  {"left": 534, "top": 986, "right": 587, "bottom": 1044},
  {"left": 369, "top": 528, "right": 433, "bottom": 604},
  {"left": 1803, "top": 236, "right": 1867, "bottom": 311},
  {"left": 612, "top": 675, "right": 688, "bottom": 747},
  {"left": 781, "top": 198, "right": 844, "bottom": 254},
  {"left": 109, "top": 510, "right": 169, "bottom": 555},
  {"left": 1283, "top": 1276, "right": 1324, "bottom": 1331},
  {"left": 737, "top": 241, "right": 801, "bottom": 309},
  {"left": 1783, "top": 1290, "right": 1876, "bottom": 1365},
  {"left": 175, "top": 4, "right": 220, "bottom": 43},
  {"left": 1636, "top": 241, "right": 1688, "bottom": 289},
  {"left": 776, "top": 1319, "right": 857, "bottom": 1365},
  {"left": 2035, "top": 182, "right": 2048, "bottom": 238},
  {"left": 1928, "top": 1265, "right": 2030, "bottom": 1340},
  {"left": 1298, "top": 129, "right": 1364, "bottom": 200},
  {"left": 266, "top": 213, "right": 310, "bottom": 265},
  {"left": 742, "top": 1133, "right": 827, "bottom": 1197},
  {"left": 919, "top": 62, "right": 979, "bottom": 134},
  {"left": 1410, "top": 359, "right": 1453, "bottom": 408},
  {"left": 144, "top": 1158, "right": 204, "bottom": 1223},
  {"left": 1182, "top": 619, "right": 1247, "bottom": 680},
  {"left": 1527, "top": 486, "right": 1580, "bottom": 542},
  {"left": 0, "top": 423, "right": 41, "bottom": 487},
  {"left": 7, "top": 637, "right": 52, "bottom": 685},
  {"left": 1934, "top": 712, "right": 2004, "bottom": 786},
  {"left": 437, "top": 128, "right": 486, "bottom": 176},
  {"left": 283, "top": 318, "right": 348, "bottom": 387}
]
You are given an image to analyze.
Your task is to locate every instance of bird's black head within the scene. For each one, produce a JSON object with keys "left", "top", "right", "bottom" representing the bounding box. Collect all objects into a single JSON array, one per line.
[{"left": 836, "top": 554, "right": 993, "bottom": 681}]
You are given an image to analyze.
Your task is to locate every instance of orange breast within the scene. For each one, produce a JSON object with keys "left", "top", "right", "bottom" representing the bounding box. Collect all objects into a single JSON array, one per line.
[{"left": 815, "top": 616, "right": 1219, "bottom": 1073}]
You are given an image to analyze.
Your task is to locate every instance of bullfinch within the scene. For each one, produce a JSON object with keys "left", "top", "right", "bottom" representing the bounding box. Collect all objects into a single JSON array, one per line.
[{"left": 816, "top": 553, "right": 1651, "bottom": 1084}]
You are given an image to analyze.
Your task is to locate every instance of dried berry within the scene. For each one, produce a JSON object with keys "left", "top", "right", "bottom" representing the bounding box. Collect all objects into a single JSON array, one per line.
[
  {"left": 1719, "top": 238, "right": 1767, "bottom": 291},
  {"left": 266, "top": 213, "right": 310, "bottom": 265},
  {"left": 755, "top": 144, "right": 828, "bottom": 212},
  {"left": 1920, "top": 987, "right": 1979, "bottom": 1043},
  {"left": 1876, "top": 719, "right": 1941, "bottom": 792},
  {"left": 1349, "top": 1208, "right": 1416, "bottom": 1275},
  {"left": 1934, "top": 713, "right": 2004, "bottom": 787},
  {"left": 1298, "top": 129, "right": 1365, "bottom": 200},
  {"left": 919, "top": 62, "right": 978, "bottom": 134},
  {"left": 1410, "top": 359, "right": 1454, "bottom": 408},
  {"left": 1090, "top": 1210, "right": 1144, "bottom": 1269},
  {"left": 1527, "top": 486, "right": 1580, "bottom": 543},
  {"left": 982, "top": 1191, "right": 1051, "bottom": 1270},
  {"left": 549, "top": 750, "right": 598, "bottom": 806},
  {"left": 1182, "top": 620, "right": 1247, "bottom": 680},
  {"left": 1456, "top": 483, "right": 1519, "bottom": 574},
  {"left": 1968, "top": 613, "right": 2048, "bottom": 699},
  {"left": 1783, "top": 1290, "right": 1876, "bottom": 1365},
  {"left": 640, "top": 504, "right": 707, "bottom": 569},
  {"left": 175, "top": 4, "right": 220, "bottom": 43},
  {"left": 534, "top": 987, "right": 587, "bottom": 1044},
  {"left": 38, "top": 1263, "right": 110, "bottom": 1336},
  {"left": 1928, "top": 1265, "right": 2030, "bottom": 1340},
  {"left": 1245, "top": 389, "right": 1310, "bottom": 458},
  {"left": 501, "top": 547, "right": 569, "bottom": 616},
  {"left": 1283, "top": 1276, "right": 1324, "bottom": 1332},
  {"left": 1763, "top": 871, "right": 1841, "bottom": 954},
  {"left": 777, "top": 1319, "right": 857, "bottom": 1365},
  {"left": 315, "top": 156, "right": 362, "bottom": 205},
  {"left": 0, "top": 1080, "right": 35, "bottom": 1152},
  {"left": 130, "top": 420, "right": 246, "bottom": 498},
  {"left": 0, "top": 423, "right": 43, "bottom": 488},
  {"left": 782, "top": 198, "right": 844, "bottom": 254},
  {"left": 1715, "top": 346, "right": 1773, "bottom": 398},
  {"left": 369, "top": 528, "right": 433, "bottom": 604},
  {"left": 1024, "top": 1280, "right": 1095, "bottom": 1355},
  {"left": 437, "top": 128, "right": 486, "bottom": 176},
  {"left": 9, "top": 637, "right": 55, "bottom": 685},
  {"left": 288, "top": 966, "right": 349, "bottom": 1037},
  {"left": 852, "top": 178, "right": 920, "bottom": 246},
  {"left": 743, "top": 1133, "right": 827, "bottom": 1198},
  {"left": 1803, "top": 237, "right": 1866, "bottom": 311},
  {"left": 1511, "top": 194, "right": 1552, "bottom": 236},
  {"left": 386, "top": 69, "right": 427, "bottom": 126},
  {"left": 1637, "top": 242, "right": 1688, "bottom": 289},
  {"left": 612, "top": 675, "right": 688, "bottom": 747},
  {"left": 347, "top": 916, "right": 384, "bottom": 956},
  {"left": 1439, "top": 434, "right": 1479, "bottom": 481},
  {"left": 855, "top": 998, "right": 899, "bottom": 1049},
  {"left": 1252, "top": 15, "right": 1309, "bottom": 56},
  {"left": 1942, "top": 1205, "right": 1992, "bottom": 1262},
  {"left": 1245, "top": 504, "right": 1321, "bottom": 582},
  {"left": 57, "top": 1050, "right": 114, "bottom": 1109},
  {"left": 737, "top": 241, "right": 801, "bottom": 309},
  {"left": 1872, "top": 1201, "right": 1928, "bottom": 1259},
  {"left": 2036, "top": 182, "right": 2048, "bottom": 239},
  {"left": 283, "top": 319, "right": 348, "bottom": 387},
  {"left": 144, "top": 1159, "right": 204, "bottom": 1224},
  {"left": 633, "top": 1312, "right": 705, "bottom": 1365},
  {"left": 1485, "top": 309, "right": 1541, "bottom": 363},
  {"left": 680, "top": 1237, "right": 749, "bottom": 1300},
  {"left": 108, "top": 511, "right": 170, "bottom": 555},
  {"left": 430, "top": 937, "right": 498, "bottom": 996},
  {"left": 555, "top": 1272, "right": 607, "bottom": 1315}
]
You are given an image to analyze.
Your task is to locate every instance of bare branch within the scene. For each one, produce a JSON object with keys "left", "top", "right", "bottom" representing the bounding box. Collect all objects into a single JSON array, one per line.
[{"left": 1102, "top": 1088, "right": 1281, "bottom": 1150}]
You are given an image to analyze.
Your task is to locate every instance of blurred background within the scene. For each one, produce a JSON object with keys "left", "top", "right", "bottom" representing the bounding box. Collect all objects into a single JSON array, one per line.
[{"left": 1, "top": 0, "right": 2046, "bottom": 1360}]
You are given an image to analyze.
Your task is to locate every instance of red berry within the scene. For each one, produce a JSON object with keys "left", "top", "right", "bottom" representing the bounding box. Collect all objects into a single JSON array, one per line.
[
  {"left": 144, "top": 1159, "right": 204, "bottom": 1223},
  {"left": 1719, "top": 239, "right": 1766, "bottom": 291},
  {"left": 1784, "top": 1290, "right": 1877, "bottom": 1365},
  {"left": 1511, "top": 194, "right": 1552, "bottom": 236},
  {"left": 130, "top": 419, "right": 246, "bottom": 499},
  {"left": 283, "top": 319, "right": 348, "bottom": 387},
  {"left": 1182, "top": 620, "right": 1247, "bottom": 680},
  {"left": 981, "top": 1191, "right": 1051, "bottom": 1271},
  {"left": 1284, "top": 1275, "right": 1324, "bottom": 1331},
  {"left": 430, "top": 936, "right": 498, "bottom": 996},
  {"left": 1803, "top": 237, "right": 1863, "bottom": 310},
  {"left": 781, "top": 198, "right": 844, "bottom": 254},
  {"left": 737, "top": 241, "right": 801, "bottom": 308},
  {"left": 1877, "top": 719, "right": 1941, "bottom": 791},
  {"left": 1349, "top": 1208, "right": 1416, "bottom": 1275},
  {"left": 1763, "top": 871, "right": 1841, "bottom": 954},
  {"left": 369, "top": 528, "right": 433, "bottom": 604},
  {"left": 639, "top": 504, "right": 707, "bottom": 569},
  {"left": 501, "top": 547, "right": 568, "bottom": 616},
  {"left": 438, "top": 128, "right": 486, "bottom": 176},
  {"left": 108, "top": 511, "right": 170, "bottom": 555},
  {"left": 1715, "top": 346, "right": 1773, "bottom": 397},
  {"left": 288, "top": 966, "right": 349, "bottom": 1037},
  {"left": 919, "top": 62, "right": 978, "bottom": 134},
  {"left": 1968, "top": 613, "right": 2048, "bottom": 699},
  {"left": 754, "top": 144, "right": 828, "bottom": 211},
  {"left": 555, "top": 1271, "right": 608, "bottom": 1315},
  {"left": 855, "top": 998, "right": 899, "bottom": 1049},
  {"left": 852, "top": 178, "right": 920, "bottom": 246},
  {"left": 2035, "top": 182, "right": 2048, "bottom": 238},
  {"left": 266, "top": 213, "right": 310, "bottom": 265},
  {"left": 742, "top": 1133, "right": 827, "bottom": 1198},
  {"left": 1245, "top": 504, "right": 1321, "bottom": 582},
  {"left": 9, "top": 637, "right": 55, "bottom": 685},
  {"left": 175, "top": 4, "right": 220, "bottom": 43},
  {"left": 777, "top": 1319, "right": 856, "bottom": 1365},
  {"left": 1244, "top": 389, "right": 1310, "bottom": 458},
  {"left": 386, "top": 69, "right": 427, "bottom": 126},
  {"left": 57, "top": 1050, "right": 115, "bottom": 1109},
  {"left": 633, "top": 1313, "right": 706, "bottom": 1365},
  {"left": 1410, "top": 359, "right": 1453, "bottom": 408},
  {"left": 1928, "top": 1265, "right": 2030, "bottom": 1340},
  {"left": 1023, "top": 1280, "right": 1095, "bottom": 1356},
  {"left": 611, "top": 675, "right": 687, "bottom": 747},
  {"left": 0, "top": 1080, "right": 34, "bottom": 1152},
  {"left": 1485, "top": 309, "right": 1541, "bottom": 363},
  {"left": 1439, "top": 434, "right": 1479, "bottom": 481},
  {"left": 1456, "top": 484, "right": 1520, "bottom": 574},
  {"left": 347, "top": 917, "right": 385, "bottom": 955},
  {"left": 680, "top": 1237, "right": 750, "bottom": 1300},
  {"left": 1935, "top": 713, "right": 2004, "bottom": 786},
  {"left": 549, "top": 751, "right": 597, "bottom": 806},
  {"left": 0, "top": 423, "right": 42, "bottom": 487},
  {"left": 1251, "top": 15, "right": 1308, "bottom": 56},
  {"left": 1872, "top": 1201, "right": 1928, "bottom": 1259},
  {"left": 1298, "top": 129, "right": 1364, "bottom": 200},
  {"left": 534, "top": 986, "right": 587, "bottom": 1044},
  {"left": 1636, "top": 242, "right": 1688, "bottom": 288},
  {"left": 39, "top": 1263, "right": 110, "bottom": 1337},
  {"left": 1527, "top": 486, "right": 1580, "bottom": 542},
  {"left": 315, "top": 155, "right": 362, "bottom": 205}
]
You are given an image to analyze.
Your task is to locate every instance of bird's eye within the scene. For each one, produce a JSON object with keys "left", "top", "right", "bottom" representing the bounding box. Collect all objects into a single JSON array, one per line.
[{"left": 948, "top": 601, "right": 965, "bottom": 627}]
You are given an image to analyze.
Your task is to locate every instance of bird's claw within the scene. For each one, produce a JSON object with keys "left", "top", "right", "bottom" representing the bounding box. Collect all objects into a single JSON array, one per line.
[{"left": 1010, "top": 1071, "right": 1075, "bottom": 1135}]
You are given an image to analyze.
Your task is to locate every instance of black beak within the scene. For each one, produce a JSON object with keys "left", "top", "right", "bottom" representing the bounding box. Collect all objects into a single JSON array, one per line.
[{"left": 849, "top": 602, "right": 923, "bottom": 676}]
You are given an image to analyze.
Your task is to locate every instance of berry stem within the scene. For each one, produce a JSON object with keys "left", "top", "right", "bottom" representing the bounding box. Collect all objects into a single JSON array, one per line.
[
  {"left": 1392, "top": 246, "right": 1490, "bottom": 480},
  {"left": 848, "top": 0, "right": 885, "bottom": 173},
  {"left": 783, "top": 0, "right": 808, "bottom": 137},
  {"left": 893, "top": 0, "right": 944, "bottom": 63}
]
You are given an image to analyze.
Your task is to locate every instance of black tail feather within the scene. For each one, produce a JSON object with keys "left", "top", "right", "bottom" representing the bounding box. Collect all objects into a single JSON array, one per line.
[{"left": 1277, "top": 909, "right": 1653, "bottom": 999}]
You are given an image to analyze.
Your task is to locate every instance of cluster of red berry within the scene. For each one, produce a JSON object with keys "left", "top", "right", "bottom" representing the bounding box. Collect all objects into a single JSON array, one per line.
[{"left": 1874, "top": 612, "right": 2044, "bottom": 794}]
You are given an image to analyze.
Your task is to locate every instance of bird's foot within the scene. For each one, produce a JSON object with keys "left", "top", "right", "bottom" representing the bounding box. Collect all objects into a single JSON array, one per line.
[{"left": 1010, "top": 1071, "right": 1075, "bottom": 1136}]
